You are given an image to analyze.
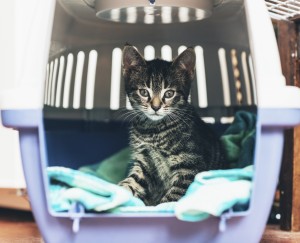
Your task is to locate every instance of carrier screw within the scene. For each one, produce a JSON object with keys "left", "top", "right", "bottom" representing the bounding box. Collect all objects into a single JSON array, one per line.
[{"left": 149, "top": 0, "right": 155, "bottom": 5}]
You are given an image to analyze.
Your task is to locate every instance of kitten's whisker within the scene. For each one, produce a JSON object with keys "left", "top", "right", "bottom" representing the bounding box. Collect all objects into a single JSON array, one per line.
[
  {"left": 116, "top": 109, "right": 134, "bottom": 118},
  {"left": 117, "top": 109, "right": 141, "bottom": 123}
]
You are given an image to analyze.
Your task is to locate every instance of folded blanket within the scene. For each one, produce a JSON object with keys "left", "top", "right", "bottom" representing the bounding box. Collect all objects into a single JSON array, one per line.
[
  {"left": 48, "top": 167, "right": 144, "bottom": 212},
  {"left": 48, "top": 166, "right": 253, "bottom": 222},
  {"left": 175, "top": 166, "right": 253, "bottom": 222},
  {"left": 220, "top": 111, "right": 256, "bottom": 168}
]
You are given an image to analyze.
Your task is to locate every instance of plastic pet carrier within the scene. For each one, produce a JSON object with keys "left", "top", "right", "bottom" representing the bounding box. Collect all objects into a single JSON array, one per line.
[{"left": 1, "top": 0, "right": 300, "bottom": 242}]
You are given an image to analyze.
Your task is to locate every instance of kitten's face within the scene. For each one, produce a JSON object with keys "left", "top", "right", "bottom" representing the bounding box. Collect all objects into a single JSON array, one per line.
[
  {"left": 132, "top": 77, "right": 178, "bottom": 121},
  {"left": 123, "top": 45, "right": 195, "bottom": 121}
]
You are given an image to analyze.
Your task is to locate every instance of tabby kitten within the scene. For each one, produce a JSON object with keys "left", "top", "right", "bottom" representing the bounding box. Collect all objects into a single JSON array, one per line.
[{"left": 119, "top": 45, "right": 224, "bottom": 206}]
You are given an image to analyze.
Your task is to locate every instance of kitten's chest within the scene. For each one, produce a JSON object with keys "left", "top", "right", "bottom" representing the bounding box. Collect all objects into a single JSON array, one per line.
[
  {"left": 130, "top": 127, "right": 170, "bottom": 148},
  {"left": 129, "top": 124, "right": 195, "bottom": 188},
  {"left": 130, "top": 127, "right": 171, "bottom": 164},
  {"left": 133, "top": 142, "right": 171, "bottom": 183},
  {"left": 131, "top": 134, "right": 168, "bottom": 159}
]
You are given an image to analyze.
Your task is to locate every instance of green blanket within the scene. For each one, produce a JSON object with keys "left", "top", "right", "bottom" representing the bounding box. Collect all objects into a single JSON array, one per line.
[
  {"left": 79, "top": 147, "right": 131, "bottom": 184},
  {"left": 220, "top": 111, "right": 256, "bottom": 168}
]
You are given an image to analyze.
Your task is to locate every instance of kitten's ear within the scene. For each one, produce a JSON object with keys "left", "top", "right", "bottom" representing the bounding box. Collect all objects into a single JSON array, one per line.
[
  {"left": 172, "top": 47, "right": 196, "bottom": 78},
  {"left": 122, "top": 45, "right": 146, "bottom": 74}
]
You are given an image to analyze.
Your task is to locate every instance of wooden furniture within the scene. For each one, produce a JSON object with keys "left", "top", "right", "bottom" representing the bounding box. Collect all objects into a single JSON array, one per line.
[{"left": 275, "top": 17, "right": 300, "bottom": 232}]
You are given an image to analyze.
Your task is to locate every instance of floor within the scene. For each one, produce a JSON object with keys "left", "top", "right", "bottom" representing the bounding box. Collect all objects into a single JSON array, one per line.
[
  {"left": 0, "top": 208, "right": 42, "bottom": 243},
  {"left": 1, "top": 208, "right": 300, "bottom": 243},
  {"left": 261, "top": 225, "right": 300, "bottom": 243}
]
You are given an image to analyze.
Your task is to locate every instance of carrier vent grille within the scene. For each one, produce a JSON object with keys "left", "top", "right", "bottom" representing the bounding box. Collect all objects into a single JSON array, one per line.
[{"left": 265, "top": 0, "right": 300, "bottom": 20}]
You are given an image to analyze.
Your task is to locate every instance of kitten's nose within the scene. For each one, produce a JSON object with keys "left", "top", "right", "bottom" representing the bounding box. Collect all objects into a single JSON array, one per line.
[
  {"left": 151, "top": 104, "right": 161, "bottom": 112},
  {"left": 151, "top": 96, "right": 161, "bottom": 112}
]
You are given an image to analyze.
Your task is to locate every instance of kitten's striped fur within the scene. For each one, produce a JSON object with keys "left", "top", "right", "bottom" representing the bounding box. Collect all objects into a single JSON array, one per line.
[{"left": 119, "top": 45, "right": 225, "bottom": 206}]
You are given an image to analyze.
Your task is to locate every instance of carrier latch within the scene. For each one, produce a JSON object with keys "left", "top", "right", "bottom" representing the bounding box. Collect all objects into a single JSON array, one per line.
[
  {"left": 69, "top": 202, "right": 85, "bottom": 233},
  {"left": 219, "top": 209, "right": 233, "bottom": 232}
]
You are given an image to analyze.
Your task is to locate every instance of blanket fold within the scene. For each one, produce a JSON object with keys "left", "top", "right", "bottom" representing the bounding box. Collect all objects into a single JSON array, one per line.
[
  {"left": 48, "top": 166, "right": 144, "bottom": 212},
  {"left": 175, "top": 166, "right": 253, "bottom": 222}
]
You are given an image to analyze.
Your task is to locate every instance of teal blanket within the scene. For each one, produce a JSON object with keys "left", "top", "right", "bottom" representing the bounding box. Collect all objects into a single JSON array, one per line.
[
  {"left": 48, "top": 166, "right": 253, "bottom": 222},
  {"left": 48, "top": 166, "right": 144, "bottom": 212}
]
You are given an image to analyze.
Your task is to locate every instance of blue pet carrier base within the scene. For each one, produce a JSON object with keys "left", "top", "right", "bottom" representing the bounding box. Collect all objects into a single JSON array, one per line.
[{"left": 1, "top": 108, "right": 290, "bottom": 243}]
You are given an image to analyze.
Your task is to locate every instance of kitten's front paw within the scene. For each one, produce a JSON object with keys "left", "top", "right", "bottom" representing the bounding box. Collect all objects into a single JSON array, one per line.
[
  {"left": 118, "top": 181, "right": 134, "bottom": 195},
  {"left": 160, "top": 194, "right": 182, "bottom": 204},
  {"left": 160, "top": 186, "right": 186, "bottom": 203}
]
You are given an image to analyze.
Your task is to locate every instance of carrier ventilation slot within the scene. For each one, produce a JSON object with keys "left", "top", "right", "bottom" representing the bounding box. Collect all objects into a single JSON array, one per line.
[
  {"left": 110, "top": 48, "right": 122, "bottom": 110},
  {"left": 73, "top": 51, "right": 85, "bottom": 109},
  {"left": 144, "top": 45, "right": 155, "bottom": 61},
  {"left": 85, "top": 50, "right": 98, "bottom": 109},
  {"left": 51, "top": 59, "right": 59, "bottom": 107},
  {"left": 55, "top": 56, "right": 65, "bottom": 107},
  {"left": 202, "top": 117, "right": 215, "bottom": 124},
  {"left": 195, "top": 46, "right": 208, "bottom": 108},
  {"left": 44, "top": 45, "right": 256, "bottom": 120},
  {"left": 63, "top": 53, "right": 74, "bottom": 108},
  {"left": 161, "top": 45, "right": 172, "bottom": 61}
]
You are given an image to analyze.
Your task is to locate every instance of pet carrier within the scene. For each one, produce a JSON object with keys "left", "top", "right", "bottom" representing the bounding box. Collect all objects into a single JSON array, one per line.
[{"left": 1, "top": 0, "right": 300, "bottom": 242}]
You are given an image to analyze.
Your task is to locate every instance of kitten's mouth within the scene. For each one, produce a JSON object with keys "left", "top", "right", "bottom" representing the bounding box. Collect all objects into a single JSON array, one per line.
[{"left": 147, "top": 113, "right": 164, "bottom": 121}]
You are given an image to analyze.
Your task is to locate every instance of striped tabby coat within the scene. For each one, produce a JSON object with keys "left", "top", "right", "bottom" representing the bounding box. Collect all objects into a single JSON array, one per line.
[{"left": 119, "top": 45, "right": 224, "bottom": 206}]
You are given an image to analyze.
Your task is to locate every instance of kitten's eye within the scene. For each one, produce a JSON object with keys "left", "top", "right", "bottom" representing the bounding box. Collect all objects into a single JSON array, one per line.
[
  {"left": 139, "top": 89, "right": 149, "bottom": 97},
  {"left": 164, "top": 90, "right": 175, "bottom": 99}
]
